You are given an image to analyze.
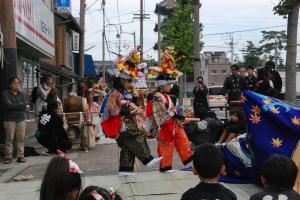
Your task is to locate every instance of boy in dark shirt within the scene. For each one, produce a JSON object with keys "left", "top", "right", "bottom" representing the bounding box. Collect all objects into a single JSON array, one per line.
[
  {"left": 181, "top": 143, "right": 237, "bottom": 200},
  {"left": 250, "top": 155, "right": 300, "bottom": 200}
]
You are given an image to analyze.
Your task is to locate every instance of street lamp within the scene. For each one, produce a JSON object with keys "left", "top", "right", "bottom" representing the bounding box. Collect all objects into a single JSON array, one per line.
[
  {"left": 121, "top": 31, "right": 136, "bottom": 49},
  {"left": 104, "top": 24, "right": 121, "bottom": 55}
]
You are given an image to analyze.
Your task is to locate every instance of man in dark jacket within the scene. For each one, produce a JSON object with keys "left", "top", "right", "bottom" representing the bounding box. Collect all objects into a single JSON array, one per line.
[
  {"left": 245, "top": 66, "right": 257, "bottom": 91},
  {"left": 256, "top": 61, "right": 283, "bottom": 99},
  {"left": 2, "top": 77, "right": 27, "bottom": 164},
  {"left": 193, "top": 76, "right": 209, "bottom": 118},
  {"left": 223, "top": 65, "right": 246, "bottom": 103},
  {"left": 36, "top": 100, "right": 72, "bottom": 153}
]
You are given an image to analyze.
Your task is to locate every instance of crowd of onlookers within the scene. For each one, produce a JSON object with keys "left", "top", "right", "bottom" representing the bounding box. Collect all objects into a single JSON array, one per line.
[
  {"left": 1, "top": 60, "right": 299, "bottom": 199},
  {"left": 38, "top": 143, "right": 299, "bottom": 200}
]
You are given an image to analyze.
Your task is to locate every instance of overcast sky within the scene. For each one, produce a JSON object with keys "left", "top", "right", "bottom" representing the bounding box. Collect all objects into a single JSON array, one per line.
[{"left": 72, "top": 0, "right": 299, "bottom": 62}]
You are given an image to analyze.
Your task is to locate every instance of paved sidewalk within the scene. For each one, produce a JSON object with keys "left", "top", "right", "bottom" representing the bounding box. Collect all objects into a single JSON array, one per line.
[
  {"left": 0, "top": 137, "right": 262, "bottom": 199},
  {"left": 0, "top": 171, "right": 261, "bottom": 200}
]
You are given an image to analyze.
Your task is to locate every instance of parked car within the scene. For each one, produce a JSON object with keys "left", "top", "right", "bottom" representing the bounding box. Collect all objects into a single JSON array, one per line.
[{"left": 208, "top": 86, "right": 227, "bottom": 109}]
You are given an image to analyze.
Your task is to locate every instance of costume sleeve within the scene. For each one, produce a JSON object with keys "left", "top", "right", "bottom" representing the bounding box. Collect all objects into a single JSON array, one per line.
[
  {"left": 152, "top": 94, "right": 175, "bottom": 127},
  {"left": 101, "top": 90, "right": 122, "bottom": 121}
]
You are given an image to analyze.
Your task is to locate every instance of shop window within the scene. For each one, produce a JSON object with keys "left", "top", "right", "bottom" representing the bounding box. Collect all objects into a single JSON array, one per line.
[
  {"left": 221, "top": 69, "right": 228, "bottom": 74},
  {"left": 211, "top": 69, "right": 218, "bottom": 75},
  {"left": 22, "top": 60, "right": 38, "bottom": 114}
]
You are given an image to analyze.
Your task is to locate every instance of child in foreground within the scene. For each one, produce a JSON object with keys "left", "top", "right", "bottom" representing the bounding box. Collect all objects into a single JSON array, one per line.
[
  {"left": 40, "top": 151, "right": 82, "bottom": 200},
  {"left": 79, "top": 186, "right": 123, "bottom": 200},
  {"left": 181, "top": 143, "right": 237, "bottom": 200},
  {"left": 250, "top": 155, "right": 300, "bottom": 200}
]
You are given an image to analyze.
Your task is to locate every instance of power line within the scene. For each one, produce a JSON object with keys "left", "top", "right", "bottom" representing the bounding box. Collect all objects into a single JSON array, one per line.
[
  {"left": 203, "top": 25, "right": 287, "bottom": 36},
  {"left": 86, "top": 0, "right": 99, "bottom": 11}
]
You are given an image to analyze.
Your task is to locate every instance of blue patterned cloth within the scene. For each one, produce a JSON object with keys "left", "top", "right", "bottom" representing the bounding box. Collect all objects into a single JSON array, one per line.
[{"left": 220, "top": 90, "right": 300, "bottom": 184}]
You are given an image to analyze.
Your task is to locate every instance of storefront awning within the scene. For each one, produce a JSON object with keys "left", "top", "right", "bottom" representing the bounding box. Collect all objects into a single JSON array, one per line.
[{"left": 73, "top": 53, "right": 97, "bottom": 77}]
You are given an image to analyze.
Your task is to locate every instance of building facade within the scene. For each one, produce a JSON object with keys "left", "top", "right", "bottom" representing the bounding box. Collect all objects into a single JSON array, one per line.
[{"left": 204, "top": 51, "right": 231, "bottom": 87}]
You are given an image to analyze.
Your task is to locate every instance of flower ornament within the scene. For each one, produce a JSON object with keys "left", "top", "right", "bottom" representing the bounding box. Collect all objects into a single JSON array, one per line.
[
  {"left": 150, "top": 46, "right": 184, "bottom": 79},
  {"left": 57, "top": 150, "right": 83, "bottom": 174}
]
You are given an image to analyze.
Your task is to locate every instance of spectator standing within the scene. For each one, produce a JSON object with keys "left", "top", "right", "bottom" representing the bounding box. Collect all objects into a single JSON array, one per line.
[
  {"left": 239, "top": 67, "right": 247, "bottom": 78},
  {"left": 193, "top": 76, "right": 209, "bottom": 118},
  {"left": 34, "top": 75, "right": 55, "bottom": 116},
  {"left": 223, "top": 65, "right": 246, "bottom": 103},
  {"left": 2, "top": 77, "right": 27, "bottom": 164},
  {"left": 245, "top": 66, "right": 257, "bottom": 91},
  {"left": 256, "top": 61, "right": 283, "bottom": 99}
]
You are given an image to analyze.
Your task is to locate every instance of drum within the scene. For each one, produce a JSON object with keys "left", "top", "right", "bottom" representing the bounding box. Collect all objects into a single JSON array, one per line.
[{"left": 63, "top": 96, "right": 88, "bottom": 123}]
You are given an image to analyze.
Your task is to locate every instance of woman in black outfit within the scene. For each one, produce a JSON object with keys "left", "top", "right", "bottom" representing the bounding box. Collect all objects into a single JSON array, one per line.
[
  {"left": 193, "top": 76, "right": 209, "bottom": 119},
  {"left": 35, "top": 101, "right": 72, "bottom": 153}
]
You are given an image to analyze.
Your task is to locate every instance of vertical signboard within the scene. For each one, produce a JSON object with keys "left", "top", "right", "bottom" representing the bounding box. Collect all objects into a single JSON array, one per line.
[{"left": 72, "top": 31, "right": 80, "bottom": 51}]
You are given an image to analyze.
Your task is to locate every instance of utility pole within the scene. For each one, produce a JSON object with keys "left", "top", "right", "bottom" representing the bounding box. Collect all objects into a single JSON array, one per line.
[
  {"left": 133, "top": 31, "right": 136, "bottom": 49},
  {"left": 157, "top": 13, "right": 161, "bottom": 65},
  {"left": 0, "top": 0, "right": 17, "bottom": 87},
  {"left": 102, "top": 0, "right": 106, "bottom": 82},
  {"left": 227, "top": 34, "right": 237, "bottom": 64},
  {"left": 193, "top": 0, "right": 201, "bottom": 81},
  {"left": 133, "top": 1, "right": 149, "bottom": 61},
  {"left": 79, "top": 0, "right": 86, "bottom": 78},
  {"left": 140, "top": 0, "right": 144, "bottom": 61}
]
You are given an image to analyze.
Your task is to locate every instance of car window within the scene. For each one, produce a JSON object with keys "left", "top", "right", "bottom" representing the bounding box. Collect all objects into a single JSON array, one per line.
[{"left": 209, "top": 87, "right": 223, "bottom": 95}]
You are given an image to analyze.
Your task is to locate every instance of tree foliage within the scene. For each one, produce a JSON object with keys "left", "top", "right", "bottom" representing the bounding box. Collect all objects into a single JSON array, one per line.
[
  {"left": 240, "top": 41, "right": 263, "bottom": 68},
  {"left": 273, "top": 0, "right": 300, "bottom": 17},
  {"left": 160, "top": 0, "right": 202, "bottom": 72},
  {"left": 259, "top": 31, "right": 287, "bottom": 55}
]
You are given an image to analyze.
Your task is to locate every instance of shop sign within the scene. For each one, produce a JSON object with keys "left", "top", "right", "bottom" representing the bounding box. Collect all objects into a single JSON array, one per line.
[{"left": 13, "top": 0, "right": 55, "bottom": 57}]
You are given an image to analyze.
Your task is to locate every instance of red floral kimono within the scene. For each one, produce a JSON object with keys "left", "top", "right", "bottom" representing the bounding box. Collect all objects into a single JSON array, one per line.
[
  {"left": 101, "top": 89, "right": 154, "bottom": 172},
  {"left": 152, "top": 92, "right": 193, "bottom": 171}
]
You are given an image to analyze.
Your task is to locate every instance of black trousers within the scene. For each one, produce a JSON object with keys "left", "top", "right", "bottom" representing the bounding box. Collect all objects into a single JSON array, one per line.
[
  {"left": 37, "top": 134, "right": 72, "bottom": 153},
  {"left": 116, "top": 132, "right": 153, "bottom": 172}
]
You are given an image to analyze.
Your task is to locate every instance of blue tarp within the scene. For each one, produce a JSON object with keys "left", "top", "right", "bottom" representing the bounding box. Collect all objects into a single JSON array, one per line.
[
  {"left": 73, "top": 53, "right": 97, "bottom": 77},
  {"left": 220, "top": 91, "right": 300, "bottom": 184}
]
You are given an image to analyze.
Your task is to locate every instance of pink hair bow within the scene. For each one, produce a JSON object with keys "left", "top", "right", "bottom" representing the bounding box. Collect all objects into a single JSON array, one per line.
[
  {"left": 109, "top": 187, "right": 115, "bottom": 200},
  {"left": 57, "top": 150, "right": 83, "bottom": 174},
  {"left": 91, "top": 190, "right": 105, "bottom": 200}
]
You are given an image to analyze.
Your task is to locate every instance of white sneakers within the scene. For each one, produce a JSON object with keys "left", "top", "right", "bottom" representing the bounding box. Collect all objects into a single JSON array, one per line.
[
  {"left": 163, "top": 169, "right": 176, "bottom": 173},
  {"left": 146, "top": 157, "right": 163, "bottom": 167},
  {"left": 119, "top": 157, "right": 163, "bottom": 176}
]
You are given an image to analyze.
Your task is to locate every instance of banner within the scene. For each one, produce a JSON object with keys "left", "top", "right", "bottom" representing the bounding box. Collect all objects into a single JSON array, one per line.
[{"left": 13, "top": 0, "right": 55, "bottom": 57}]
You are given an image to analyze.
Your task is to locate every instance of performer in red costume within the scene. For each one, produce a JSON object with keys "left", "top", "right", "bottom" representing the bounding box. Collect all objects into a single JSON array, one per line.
[{"left": 148, "top": 47, "right": 193, "bottom": 172}]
